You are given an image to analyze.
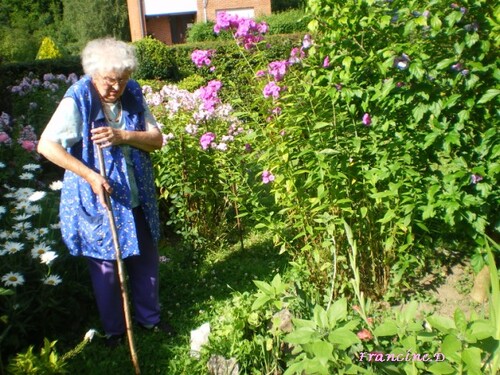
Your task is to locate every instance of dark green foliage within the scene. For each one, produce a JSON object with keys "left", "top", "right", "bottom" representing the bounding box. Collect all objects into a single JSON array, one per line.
[
  {"left": 61, "top": 0, "right": 130, "bottom": 55},
  {"left": 271, "top": 0, "right": 306, "bottom": 12}
]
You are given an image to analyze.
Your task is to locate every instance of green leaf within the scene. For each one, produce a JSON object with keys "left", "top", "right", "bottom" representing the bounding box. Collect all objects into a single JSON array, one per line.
[
  {"left": 441, "top": 334, "right": 461, "bottom": 359},
  {"left": 328, "top": 328, "right": 360, "bottom": 349},
  {"left": 454, "top": 310, "right": 467, "bottom": 334},
  {"left": 470, "top": 320, "right": 495, "bottom": 340},
  {"left": 462, "top": 347, "right": 482, "bottom": 374},
  {"left": 252, "top": 294, "right": 271, "bottom": 310},
  {"left": 427, "top": 315, "right": 456, "bottom": 333},
  {"left": 253, "top": 280, "right": 274, "bottom": 295},
  {"left": 327, "top": 298, "right": 347, "bottom": 325},
  {"left": 374, "top": 320, "right": 398, "bottom": 336},
  {"left": 308, "top": 341, "right": 334, "bottom": 362},
  {"left": 427, "top": 362, "right": 455, "bottom": 374},
  {"left": 285, "top": 327, "right": 318, "bottom": 345},
  {"left": 477, "top": 89, "right": 499, "bottom": 104}
]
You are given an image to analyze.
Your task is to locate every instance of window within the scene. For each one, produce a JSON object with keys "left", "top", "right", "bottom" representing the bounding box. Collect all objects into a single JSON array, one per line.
[{"left": 216, "top": 8, "right": 255, "bottom": 19}]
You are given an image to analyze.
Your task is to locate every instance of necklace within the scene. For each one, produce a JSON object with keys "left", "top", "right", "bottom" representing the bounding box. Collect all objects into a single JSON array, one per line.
[{"left": 101, "top": 100, "right": 122, "bottom": 124}]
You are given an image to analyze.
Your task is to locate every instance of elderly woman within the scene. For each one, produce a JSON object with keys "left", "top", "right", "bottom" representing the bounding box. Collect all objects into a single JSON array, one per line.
[{"left": 38, "top": 37, "right": 173, "bottom": 346}]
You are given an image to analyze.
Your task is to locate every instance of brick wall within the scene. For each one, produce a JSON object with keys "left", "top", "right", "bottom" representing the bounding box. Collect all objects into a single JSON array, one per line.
[
  {"left": 196, "top": 0, "right": 271, "bottom": 22},
  {"left": 146, "top": 16, "right": 173, "bottom": 45}
]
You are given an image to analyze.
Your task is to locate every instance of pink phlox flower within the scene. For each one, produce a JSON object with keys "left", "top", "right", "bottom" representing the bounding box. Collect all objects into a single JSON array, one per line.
[
  {"left": 216, "top": 142, "right": 228, "bottom": 151},
  {"left": 289, "top": 47, "right": 306, "bottom": 64},
  {"left": 272, "top": 107, "right": 282, "bottom": 116},
  {"left": 302, "top": 34, "right": 313, "bottom": 49},
  {"left": 357, "top": 328, "right": 373, "bottom": 341},
  {"left": 268, "top": 60, "right": 288, "bottom": 81},
  {"left": 256, "top": 70, "right": 267, "bottom": 78},
  {"left": 162, "top": 133, "right": 174, "bottom": 146},
  {"left": 0, "top": 132, "right": 11, "bottom": 144},
  {"left": 191, "top": 49, "right": 214, "bottom": 68},
  {"left": 21, "top": 140, "right": 37, "bottom": 152},
  {"left": 323, "top": 56, "right": 330, "bottom": 68},
  {"left": 262, "top": 170, "right": 275, "bottom": 184},
  {"left": 185, "top": 124, "right": 199, "bottom": 135},
  {"left": 263, "top": 81, "right": 282, "bottom": 99},
  {"left": 362, "top": 113, "right": 372, "bottom": 126},
  {"left": 200, "top": 132, "right": 216, "bottom": 150}
]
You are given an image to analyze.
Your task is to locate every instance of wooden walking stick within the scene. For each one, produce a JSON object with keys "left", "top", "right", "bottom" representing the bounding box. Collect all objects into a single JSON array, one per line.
[{"left": 95, "top": 140, "right": 141, "bottom": 375}]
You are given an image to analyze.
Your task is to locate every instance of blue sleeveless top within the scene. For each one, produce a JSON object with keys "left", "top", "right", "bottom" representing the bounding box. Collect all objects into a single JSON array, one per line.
[{"left": 59, "top": 75, "right": 160, "bottom": 260}]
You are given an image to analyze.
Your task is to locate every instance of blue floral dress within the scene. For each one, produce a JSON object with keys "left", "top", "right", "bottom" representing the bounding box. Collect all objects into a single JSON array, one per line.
[{"left": 59, "top": 75, "right": 160, "bottom": 260}]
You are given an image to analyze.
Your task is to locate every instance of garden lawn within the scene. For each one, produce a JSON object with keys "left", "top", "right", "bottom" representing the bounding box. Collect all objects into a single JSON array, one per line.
[{"left": 64, "top": 230, "right": 289, "bottom": 374}]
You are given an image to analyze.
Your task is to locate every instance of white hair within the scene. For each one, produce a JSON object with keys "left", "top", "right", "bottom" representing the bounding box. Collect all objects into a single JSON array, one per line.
[{"left": 81, "top": 37, "right": 138, "bottom": 76}]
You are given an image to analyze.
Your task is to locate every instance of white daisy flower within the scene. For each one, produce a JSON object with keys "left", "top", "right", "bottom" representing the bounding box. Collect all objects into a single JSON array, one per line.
[
  {"left": 31, "top": 243, "right": 52, "bottom": 259},
  {"left": 25, "top": 232, "right": 40, "bottom": 242},
  {"left": 84, "top": 329, "right": 97, "bottom": 341},
  {"left": 25, "top": 205, "right": 41, "bottom": 215},
  {"left": 33, "top": 228, "right": 49, "bottom": 237},
  {"left": 4, "top": 242, "right": 24, "bottom": 254},
  {"left": 14, "top": 188, "right": 35, "bottom": 200},
  {"left": 28, "top": 191, "right": 46, "bottom": 202},
  {"left": 19, "top": 172, "right": 34, "bottom": 180},
  {"left": 40, "top": 251, "right": 58, "bottom": 265},
  {"left": 22, "top": 164, "right": 41, "bottom": 171},
  {"left": 0, "top": 206, "right": 6, "bottom": 215},
  {"left": 2, "top": 272, "right": 25, "bottom": 287},
  {"left": 0, "top": 162, "right": 5, "bottom": 168},
  {"left": 50, "top": 222, "right": 61, "bottom": 230},
  {"left": 15, "top": 201, "right": 31, "bottom": 211},
  {"left": 0, "top": 231, "right": 20, "bottom": 240},
  {"left": 13, "top": 213, "right": 33, "bottom": 221},
  {"left": 43, "top": 275, "right": 62, "bottom": 286},
  {"left": 13, "top": 222, "right": 32, "bottom": 232},
  {"left": 49, "top": 180, "right": 63, "bottom": 191}
]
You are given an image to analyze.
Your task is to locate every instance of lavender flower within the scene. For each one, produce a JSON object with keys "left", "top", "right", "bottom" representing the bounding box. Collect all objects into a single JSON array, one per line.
[{"left": 471, "top": 174, "right": 483, "bottom": 184}]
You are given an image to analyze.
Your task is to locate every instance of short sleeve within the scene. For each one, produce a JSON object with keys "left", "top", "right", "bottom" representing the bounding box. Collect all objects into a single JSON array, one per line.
[
  {"left": 143, "top": 97, "right": 159, "bottom": 131},
  {"left": 41, "top": 97, "right": 83, "bottom": 148}
]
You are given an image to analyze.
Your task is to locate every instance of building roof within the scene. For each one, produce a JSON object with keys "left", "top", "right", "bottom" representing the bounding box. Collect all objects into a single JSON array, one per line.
[{"left": 144, "top": 0, "right": 197, "bottom": 16}]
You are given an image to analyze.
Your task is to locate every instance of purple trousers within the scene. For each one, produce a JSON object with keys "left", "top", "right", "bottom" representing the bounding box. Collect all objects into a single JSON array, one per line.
[{"left": 86, "top": 207, "right": 160, "bottom": 336}]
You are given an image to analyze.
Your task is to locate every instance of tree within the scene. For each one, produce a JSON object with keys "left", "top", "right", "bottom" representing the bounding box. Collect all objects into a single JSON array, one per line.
[{"left": 61, "top": 0, "right": 130, "bottom": 55}]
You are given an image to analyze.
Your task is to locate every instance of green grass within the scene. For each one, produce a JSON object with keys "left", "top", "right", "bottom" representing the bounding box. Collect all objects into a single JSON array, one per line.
[{"left": 63, "top": 230, "right": 289, "bottom": 374}]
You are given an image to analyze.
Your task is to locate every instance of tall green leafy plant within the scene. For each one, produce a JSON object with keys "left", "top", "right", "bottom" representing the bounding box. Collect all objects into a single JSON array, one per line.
[{"left": 246, "top": 0, "right": 498, "bottom": 297}]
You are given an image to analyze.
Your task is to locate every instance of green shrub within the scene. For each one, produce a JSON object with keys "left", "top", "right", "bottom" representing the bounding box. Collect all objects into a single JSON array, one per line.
[
  {"left": 133, "top": 37, "right": 181, "bottom": 81},
  {"left": 186, "top": 22, "right": 233, "bottom": 43},
  {"left": 258, "top": 9, "right": 309, "bottom": 34}
]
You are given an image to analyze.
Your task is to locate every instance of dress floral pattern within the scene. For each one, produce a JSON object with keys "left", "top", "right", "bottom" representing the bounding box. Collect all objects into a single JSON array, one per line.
[{"left": 59, "top": 75, "right": 160, "bottom": 260}]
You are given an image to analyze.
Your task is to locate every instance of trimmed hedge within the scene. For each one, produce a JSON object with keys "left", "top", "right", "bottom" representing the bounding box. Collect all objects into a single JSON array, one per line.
[{"left": 0, "top": 33, "right": 304, "bottom": 112}]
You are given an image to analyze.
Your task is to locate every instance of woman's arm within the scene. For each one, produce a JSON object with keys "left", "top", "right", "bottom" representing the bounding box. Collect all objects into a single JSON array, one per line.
[
  {"left": 37, "top": 138, "right": 113, "bottom": 208},
  {"left": 90, "top": 126, "right": 163, "bottom": 152}
]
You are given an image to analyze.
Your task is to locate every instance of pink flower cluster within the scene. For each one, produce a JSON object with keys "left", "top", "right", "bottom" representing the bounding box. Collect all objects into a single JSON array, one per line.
[
  {"left": 191, "top": 49, "right": 215, "bottom": 69},
  {"left": 196, "top": 80, "right": 222, "bottom": 113},
  {"left": 262, "top": 170, "right": 275, "bottom": 184},
  {"left": 214, "top": 12, "right": 269, "bottom": 50},
  {"left": 18, "top": 125, "right": 38, "bottom": 152},
  {"left": 143, "top": 83, "right": 245, "bottom": 152}
]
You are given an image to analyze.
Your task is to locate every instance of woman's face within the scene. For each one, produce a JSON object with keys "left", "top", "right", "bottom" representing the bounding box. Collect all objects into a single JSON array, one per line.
[{"left": 93, "top": 71, "right": 130, "bottom": 103}]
